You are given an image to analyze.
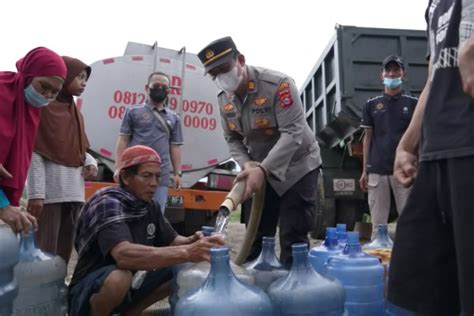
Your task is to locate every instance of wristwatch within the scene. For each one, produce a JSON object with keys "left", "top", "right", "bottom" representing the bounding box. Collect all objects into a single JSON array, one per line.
[{"left": 174, "top": 170, "right": 183, "bottom": 177}]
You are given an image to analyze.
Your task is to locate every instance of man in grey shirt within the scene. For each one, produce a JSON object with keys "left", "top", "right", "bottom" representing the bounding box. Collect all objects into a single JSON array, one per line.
[
  {"left": 115, "top": 72, "right": 184, "bottom": 213},
  {"left": 198, "top": 37, "right": 322, "bottom": 266}
]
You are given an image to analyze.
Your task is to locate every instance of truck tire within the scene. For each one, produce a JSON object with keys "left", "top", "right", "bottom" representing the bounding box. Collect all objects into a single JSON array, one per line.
[{"left": 311, "top": 175, "right": 336, "bottom": 239}]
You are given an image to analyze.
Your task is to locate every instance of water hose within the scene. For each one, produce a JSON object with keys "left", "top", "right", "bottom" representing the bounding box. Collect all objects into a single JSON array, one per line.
[
  {"left": 234, "top": 182, "right": 265, "bottom": 265},
  {"left": 217, "top": 179, "right": 266, "bottom": 266}
]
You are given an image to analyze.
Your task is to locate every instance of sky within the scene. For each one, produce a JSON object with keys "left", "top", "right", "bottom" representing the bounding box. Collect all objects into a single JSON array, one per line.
[{"left": 0, "top": 0, "right": 428, "bottom": 88}]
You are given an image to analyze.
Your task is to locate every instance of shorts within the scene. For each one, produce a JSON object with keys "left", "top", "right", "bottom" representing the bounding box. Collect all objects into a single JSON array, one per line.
[
  {"left": 68, "top": 265, "right": 173, "bottom": 316},
  {"left": 387, "top": 157, "right": 474, "bottom": 316}
]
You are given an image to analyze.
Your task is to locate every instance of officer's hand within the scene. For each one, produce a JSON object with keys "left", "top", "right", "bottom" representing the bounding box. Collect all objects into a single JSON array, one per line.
[
  {"left": 393, "top": 149, "right": 417, "bottom": 188},
  {"left": 0, "top": 206, "right": 38, "bottom": 234},
  {"left": 459, "top": 38, "right": 474, "bottom": 98},
  {"left": 359, "top": 173, "right": 368, "bottom": 192},
  {"left": 185, "top": 235, "right": 225, "bottom": 262},
  {"left": 27, "top": 199, "right": 45, "bottom": 219},
  {"left": 173, "top": 174, "right": 182, "bottom": 190},
  {"left": 235, "top": 167, "right": 266, "bottom": 201},
  {"left": 83, "top": 165, "right": 98, "bottom": 180},
  {"left": 0, "top": 164, "right": 12, "bottom": 181}
]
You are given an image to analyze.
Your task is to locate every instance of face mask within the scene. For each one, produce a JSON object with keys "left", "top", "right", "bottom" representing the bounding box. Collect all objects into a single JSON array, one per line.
[
  {"left": 149, "top": 87, "right": 168, "bottom": 103},
  {"left": 24, "top": 84, "right": 51, "bottom": 108},
  {"left": 216, "top": 65, "right": 243, "bottom": 93},
  {"left": 383, "top": 77, "right": 403, "bottom": 89}
]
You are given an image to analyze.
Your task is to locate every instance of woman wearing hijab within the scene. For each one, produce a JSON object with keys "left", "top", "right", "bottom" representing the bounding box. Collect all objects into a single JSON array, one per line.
[
  {"left": 26, "top": 56, "right": 98, "bottom": 264},
  {"left": 0, "top": 47, "right": 67, "bottom": 234}
]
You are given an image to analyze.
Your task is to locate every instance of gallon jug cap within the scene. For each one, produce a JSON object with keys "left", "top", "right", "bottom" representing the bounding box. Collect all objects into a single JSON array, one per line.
[
  {"left": 262, "top": 236, "right": 276, "bottom": 243},
  {"left": 202, "top": 226, "right": 215, "bottom": 236},
  {"left": 377, "top": 224, "right": 388, "bottom": 231},
  {"left": 336, "top": 223, "right": 346, "bottom": 232},
  {"left": 346, "top": 232, "right": 360, "bottom": 244},
  {"left": 291, "top": 243, "right": 308, "bottom": 253},
  {"left": 210, "top": 246, "right": 230, "bottom": 258},
  {"left": 326, "top": 227, "right": 337, "bottom": 238}
]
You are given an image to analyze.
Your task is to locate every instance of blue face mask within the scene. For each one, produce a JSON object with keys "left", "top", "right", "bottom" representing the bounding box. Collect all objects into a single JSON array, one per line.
[
  {"left": 24, "top": 84, "right": 51, "bottom": 108},
  {"left": 383, "top": 77, "right": 403, "bottom": 89}
]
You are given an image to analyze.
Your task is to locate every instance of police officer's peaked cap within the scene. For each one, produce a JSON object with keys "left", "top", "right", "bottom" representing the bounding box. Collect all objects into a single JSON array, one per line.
[
  {"left": 198, "top": 36, "right": 239, "bottom": 74},
  {"left": 382, "top": 55, "right": 404, "bottom": 69}
]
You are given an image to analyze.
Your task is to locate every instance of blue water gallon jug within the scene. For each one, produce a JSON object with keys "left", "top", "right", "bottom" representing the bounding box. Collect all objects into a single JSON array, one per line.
[
  {"left": 0, "top": 226, "right": 19, "bottom": 316},
  {"left": 12, "top": 230, "right": 67, "bottom": 316},
  {"left": 363, "top": 224, "right": 393, "bottom": 251},
  {"left": 267, "top": 243, "right": 346, "bottom": 316},
  {"left": 175, "top": 247, "right": 273, "bottom": 316},
  {"left": 309, "top": 227, "right": 342, "bottom": 274},
  {"left": 176, "top": 251, "right": 254, "bottom": 301},
  {"left": 336, "top": 223, "right": 347, "bottom": 248},
  {"left": 326, "top": 232, "right": 385, "bottom": 316},
  {"left": 169, "top": 226, "right": 215, "bottom": 313},
  {"left": 244, "top": 236, "right": 288, "bottom": 291}
]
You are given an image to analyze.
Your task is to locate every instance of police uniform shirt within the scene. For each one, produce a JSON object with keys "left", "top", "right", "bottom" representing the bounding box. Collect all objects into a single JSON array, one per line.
[
  {"left": 218, "top": 65, "right": 322, "bottom": 196},
  {"left": 361, "top": 92, "right": 417, "bottom": 175},
  {"left": 120, "top": 102, "right": 184, "bottom": 186}
]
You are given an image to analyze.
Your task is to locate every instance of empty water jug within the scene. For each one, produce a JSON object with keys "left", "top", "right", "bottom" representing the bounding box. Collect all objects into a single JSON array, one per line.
[
  {"left": 363, "top": 224, "right": 393, "bottom": 266},
  {"left": 309, "top": 227, "right": 342, "bottom": 274},
  {"left": 175, "top": 247, "right": 273, "bottom": 316},
  {"left": 326, "top": 232, "right": 385, "bottom": 316},
  {"left": 12, "top": 230, "right": 67, "bottom": 316},
  {"left": 363, "top": 224, "right": 393, "bottom": 250},
  {"left": 267, "top": 243, "right": 346, "bottom": 316},
  {"left": 244, "top": 236, "right": 288, "bottom": 291},
  {"left": 169, "top": 226, "right": 215, "bottom": 313},
  {"left": 0, "top": 226, "right": 19, "bottom": 316},
  {"left": 336, "top": 223, "right": 347, "bottom": 248}
]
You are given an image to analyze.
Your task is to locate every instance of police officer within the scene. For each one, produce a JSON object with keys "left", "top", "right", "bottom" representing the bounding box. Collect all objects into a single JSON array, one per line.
[
  {"left": 198, "top": 36, "right": 322, "bottom": 266},
  {"left": 359, "top": 55, "right": 417, "bottom": 239}
]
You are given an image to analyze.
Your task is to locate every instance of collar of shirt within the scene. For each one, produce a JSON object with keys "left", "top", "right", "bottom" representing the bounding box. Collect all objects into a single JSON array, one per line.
[
  {"left": 146, "top": 101, "right": 165, "bottom": 113},
  {"left": 383, "top": 90, "right": 403, "bottom": 101}
]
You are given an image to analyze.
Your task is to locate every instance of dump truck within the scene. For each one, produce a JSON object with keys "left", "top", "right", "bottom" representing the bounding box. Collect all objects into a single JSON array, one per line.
[
  {"left": 300, "top": 25, "right": 429, "bottom": 237},
  {"left": 79, "top": 42, "right": 236, "bottom": 235}
]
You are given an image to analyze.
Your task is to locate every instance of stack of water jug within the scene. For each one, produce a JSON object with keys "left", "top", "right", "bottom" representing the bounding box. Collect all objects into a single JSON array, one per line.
[
  {"left": 1, "top": 221, "right": 420, "bottom": 316},
  {"left": 174, "top": 223, "right": 403, "bottom": 316},
  {"left": 0, "top": 225, "right": 67, "bottom": 316}
]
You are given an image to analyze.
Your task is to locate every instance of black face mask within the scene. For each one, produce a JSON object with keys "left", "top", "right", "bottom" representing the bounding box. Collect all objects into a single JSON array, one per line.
[{"left": 149, "top": 87, "right": 168, "bottom": 103}]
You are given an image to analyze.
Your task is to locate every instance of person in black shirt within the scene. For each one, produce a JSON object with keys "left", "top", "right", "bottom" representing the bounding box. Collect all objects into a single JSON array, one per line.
[
  {"left": 68, "top": 145, "right": 224, "bottom": 316},
  {"left": 359, "top": 55, "right": 417, "bottom": 239},
  {"left": 388, "top": 1, "right": 474, "bottom": 315}
]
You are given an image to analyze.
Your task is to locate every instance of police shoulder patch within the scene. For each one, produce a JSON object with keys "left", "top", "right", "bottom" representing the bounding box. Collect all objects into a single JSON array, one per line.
[{"left": 278, "top": 82, "right": 293, "bottom": 108}]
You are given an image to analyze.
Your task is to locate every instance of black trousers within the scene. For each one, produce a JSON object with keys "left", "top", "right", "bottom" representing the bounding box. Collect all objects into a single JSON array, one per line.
[
  {"left": 242, "top": 169, "right": 318, "bottom": 268},
  {"left": 388, "top": 157, "right": 474, "bottom": 316}
]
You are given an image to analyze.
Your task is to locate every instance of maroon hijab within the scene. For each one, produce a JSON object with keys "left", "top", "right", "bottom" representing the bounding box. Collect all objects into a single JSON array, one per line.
[{"left": 0, "top": 47, "right": 67, "bottom": 206}]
